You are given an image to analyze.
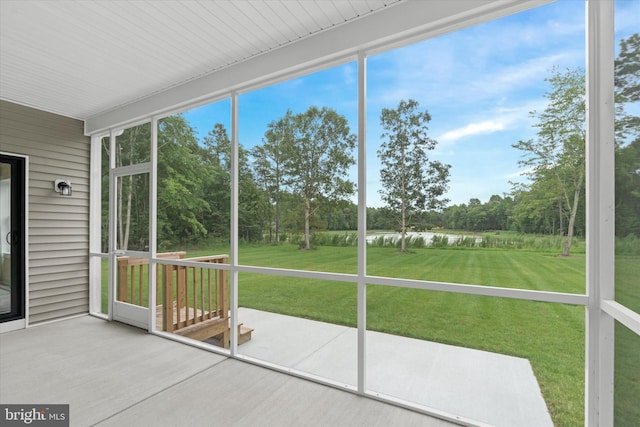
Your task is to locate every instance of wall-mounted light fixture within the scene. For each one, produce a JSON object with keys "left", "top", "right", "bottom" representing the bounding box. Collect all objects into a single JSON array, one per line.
[{"left": 54, "top": 179, "right": 72, "bottom": 196}]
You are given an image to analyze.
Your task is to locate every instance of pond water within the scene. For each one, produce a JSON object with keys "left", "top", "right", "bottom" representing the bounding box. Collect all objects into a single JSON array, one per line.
[{"left": 365, "top": 231, "right": 475, "bottom": 245}]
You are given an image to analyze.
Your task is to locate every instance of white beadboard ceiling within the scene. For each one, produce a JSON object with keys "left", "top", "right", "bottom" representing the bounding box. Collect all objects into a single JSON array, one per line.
[
  {"left": 0, "top": 0, "right": 552, "bottom": 133},
  {"left": 0, "top": 1, "right": 403, "bottom": 121}
]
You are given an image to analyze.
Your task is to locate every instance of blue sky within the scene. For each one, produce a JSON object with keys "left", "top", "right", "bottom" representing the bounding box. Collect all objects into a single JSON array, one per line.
[{"left": 183, "top": 0, "right": 639, "bottom": 208}]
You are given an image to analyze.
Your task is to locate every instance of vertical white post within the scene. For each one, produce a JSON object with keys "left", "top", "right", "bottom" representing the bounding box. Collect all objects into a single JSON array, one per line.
[
  {"left": 230, "top": 92, "right": 240, "bottom": 356},
  {"left": 149, "top": 117, "right": 159, "bottom": 333},
  {"left": 89, "top": 135, "right": 103, "bottom": 314},
  {"left": 357, "top": 51, "right": 367, "bottom": 394},
  {"left": 585, "top": 0, "right": 615, "bottom": 425},
  {"left": 107, "top": 130, "right": 116, "bottom": 321}
]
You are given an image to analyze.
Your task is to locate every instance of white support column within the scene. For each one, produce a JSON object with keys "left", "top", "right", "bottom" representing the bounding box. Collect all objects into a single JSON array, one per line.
[
  {"left": 148, "top": 117, "right": 159, "bottom": 333},
  {"left": 357, "top": 51, "right": 367, "bottom": 395},
  {"left": 229, "top": 92, "right": 240, "bottom": 356},
  {"left": 88, "top": 135, "right": 103, "bottom": 314},
  {"left": 585, "top": 1, "right": 615, "bottom": 425},
  {"left": 107, "top": 130, "right": 116, "bottom": 321}
]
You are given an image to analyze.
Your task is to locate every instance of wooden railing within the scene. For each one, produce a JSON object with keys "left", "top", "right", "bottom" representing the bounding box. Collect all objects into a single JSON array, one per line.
[
  {"left": 117, "top": 251, "right": 185, "bottom": 306},
  {"left": 116, "top": 252, "right": 231, "bottom": 348},
  {"left": 160, "top": 255, "right": 229, "bottom": 337}
]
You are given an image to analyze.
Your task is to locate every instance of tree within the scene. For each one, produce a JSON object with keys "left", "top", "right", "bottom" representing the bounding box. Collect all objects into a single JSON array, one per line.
[
  {"left": 252, "top": 111, "right": 294, "bottom": 242},
  {"left": 614, "top": 33, "right": 640, "bottom": 238},
  {"left": 157, "top": 115, "right": 209, "bottom": 246},
  {"left": 281, "top": 106, "right": 356, "bottom": 250},
  {"left": 615, "top": 139, "right": 640, "bottom": 237},
  {"left": 202, "top": 123, "right": 268, "bottom": 242},
  {"left": 615, "top": 33, "right": 640, "bottom": 142},
  {"left": 513, "top": 68, "right": 585, "bottom": 256},
  {"left": 377, "top": 99, "right": 451, "bottom": 252},
  {"left": 511, "top": 179, "right": 564, "bottom": 235}
]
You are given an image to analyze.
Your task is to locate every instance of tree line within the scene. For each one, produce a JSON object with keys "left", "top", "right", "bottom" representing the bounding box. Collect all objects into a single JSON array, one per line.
[{"left": 102, "top": 34, "right": 639, "bottom": 256}]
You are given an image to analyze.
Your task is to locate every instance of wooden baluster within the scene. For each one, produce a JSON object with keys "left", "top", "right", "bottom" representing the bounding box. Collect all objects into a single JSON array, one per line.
[
  {"left": 163, "top": 264, "right": 174, "bottom": 333},
  {"left": 221, "top": 257, "right": 229, "bottom": 348},
  {"left": 192, "top": 266, "right": 197, "bottom": 325},
  {"left": 216, "top": 265, "right": 223, "bottom": 318},
  {"left": 156, "top": 264, "right": 160, "bottom": 306},
  {"left": 117, "top": 257, "right": 128, "bottom": 302},
  {"left": 207, "top": 269, "right": 212, "bottom": 320},
  {"left": 130, "top": 265, "right": 135, "bottom": 305},
  {"left": 221, "top": 258, "right": 229, "bottom": 317},
  {"left": 138, "top": 262, "right": 143, "bottom": 306},
  {"left": 200, "top": 268, "right": 205, "bottom": 322},
  {"left": 177, "top": 265, "right": 185, "bottom": 329}
]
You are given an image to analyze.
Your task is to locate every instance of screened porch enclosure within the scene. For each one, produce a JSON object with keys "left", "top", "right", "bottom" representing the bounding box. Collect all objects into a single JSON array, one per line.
[
  {"left": 0, "top": 1, "right": 637, "bottom": 426},
  {"left": 87, "top": 1, "right": 635, "bottom": 426}
]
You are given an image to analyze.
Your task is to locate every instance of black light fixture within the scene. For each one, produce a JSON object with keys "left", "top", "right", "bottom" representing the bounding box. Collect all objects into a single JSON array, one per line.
[{"left": 54, "top": 179, "right": 72, "bottom": 196}]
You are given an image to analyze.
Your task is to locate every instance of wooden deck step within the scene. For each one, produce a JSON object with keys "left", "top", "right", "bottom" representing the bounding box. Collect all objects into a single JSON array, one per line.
[
  {"left": 156, "top": 303, "right": 217, "bottom": 329},
  {"left": 156, "top": 303, "right": 253, "bottom": 346},
  {"left": 173, "top": 317, "right": 227, "bottom": 342},
  {"left": 211, "top": 322, "right": 253, "bottom": 346},
  {"left": 238, "top": 324, "right": 253, "bottom": 345}
]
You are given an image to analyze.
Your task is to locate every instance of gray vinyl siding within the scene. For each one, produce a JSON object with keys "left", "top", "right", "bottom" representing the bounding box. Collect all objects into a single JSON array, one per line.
[{"left": 0, "top": 100, "right": 90, "bottom": 324}]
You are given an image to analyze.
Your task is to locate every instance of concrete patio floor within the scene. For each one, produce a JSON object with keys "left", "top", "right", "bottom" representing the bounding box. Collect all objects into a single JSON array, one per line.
[
  {"left": 1, "top": 310, "right": 553, "bottom": 427},
  {"left": 237, "top": 308, "right": 553, "bottom": 427},
  {"left": 0, "top": 315, "right": 457, "bottom": 427}
]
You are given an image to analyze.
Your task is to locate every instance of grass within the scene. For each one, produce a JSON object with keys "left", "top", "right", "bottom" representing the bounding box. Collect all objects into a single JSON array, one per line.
[
  {"left": 99, "top": 241, "right": 639, "bottom": 427},
  {"left": 614, "top": 255, "right": 640, "bottom": 425},
  {"left": 237, "top": 245, "right": 585, "bottom": 427},
  {"left": 615, "top": 322, "right": 640, "bottom": 426}
]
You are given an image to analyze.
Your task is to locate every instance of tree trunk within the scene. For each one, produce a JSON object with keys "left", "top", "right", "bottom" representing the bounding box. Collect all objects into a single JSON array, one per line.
[
  {"left": 400, "top": 148, "right": 407, "bottom": 253},
  {"left": 274, "top": 195, "right": 280, "bottom": 243},
  {"left": 400, "top": 197, "right": 407, "bottom": 252},
  {"left": 304, "top": 196, "right": 311, "bottom": 250},
  {"left": 562, "top": 172, "right": 584, "bottom": 257},
  {"left": 123, "top": 175, "right": 132, "bottom": 250},
  {"left": 558, "top": 199, "right": 563, "bottom": 236}
]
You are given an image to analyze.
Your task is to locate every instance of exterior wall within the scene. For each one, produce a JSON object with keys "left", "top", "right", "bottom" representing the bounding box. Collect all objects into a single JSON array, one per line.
[{"left": 0, "top": 100, "right": 90, "bottom": 324}]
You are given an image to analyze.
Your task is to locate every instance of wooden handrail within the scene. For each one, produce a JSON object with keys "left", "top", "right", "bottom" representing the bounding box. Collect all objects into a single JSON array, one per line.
[
  {"left": 116, "top": 251, "right": 185, "bottom": 304},
  {"left": 116, "top": 252, "right": 231, "bottom": 347},
  {"left": 162, "top": 255, "right": 229, "bottom": 330}
]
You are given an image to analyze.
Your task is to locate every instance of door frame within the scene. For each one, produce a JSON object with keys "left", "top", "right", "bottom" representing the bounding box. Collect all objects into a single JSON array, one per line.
[
  {"left": 108, "top": 163, "right": 152, "bottom": 330},
  {"left": 0, "top": 152, "right": 28, "bottom": 333}
]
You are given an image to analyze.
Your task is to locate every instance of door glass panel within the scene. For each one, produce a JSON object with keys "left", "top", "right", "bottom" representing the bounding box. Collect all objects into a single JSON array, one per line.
[
  {"left": 0, "top": 154, "right": 25, "bottom": 322},
  {"left": 115, "top": 122, "right": 151, "bottom": 166},
  {"left": 115, "top": 173, "right": 149, "bottom": 252},
  {"left": 115, "top": 172, "right": 150, "bottom": 308},
  {"left": 0, "top": 163, "right": 11, "bottom": 315}
]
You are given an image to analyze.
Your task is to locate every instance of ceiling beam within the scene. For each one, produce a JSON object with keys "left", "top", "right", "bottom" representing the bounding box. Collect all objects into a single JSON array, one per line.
[{"left": 85, "top": 0, "right": 553, "bottom": 135}]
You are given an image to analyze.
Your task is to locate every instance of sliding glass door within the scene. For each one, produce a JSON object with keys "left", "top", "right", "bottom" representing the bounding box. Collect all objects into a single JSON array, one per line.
[{"left": 0, "top": 153, "right": 25, "bottom": 323}]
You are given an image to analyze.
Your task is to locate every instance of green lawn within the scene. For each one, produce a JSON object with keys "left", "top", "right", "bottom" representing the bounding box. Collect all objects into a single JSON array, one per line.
[
  {"left": 100, "top": 244, "right": 639, "bottom": 427},
  {"left": 237, "top": 245, "right": 585, "bottom": 427},
  {"left": 614, "top": 255, "right": 640, "bottom": 426}
]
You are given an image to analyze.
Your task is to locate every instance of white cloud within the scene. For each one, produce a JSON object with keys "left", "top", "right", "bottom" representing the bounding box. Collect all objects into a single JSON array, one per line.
[
  {"left": 505, "top": 166, "right": 534, "bottom": 179},
  {"left": 473, "top": 53, "right": 571, "bottom": 95},
  {"left": 366, "top": 0, "right": 587, "bottom": 113},
  {"left": 439, "top": 120, "right": 506, "bottom": 142}
]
